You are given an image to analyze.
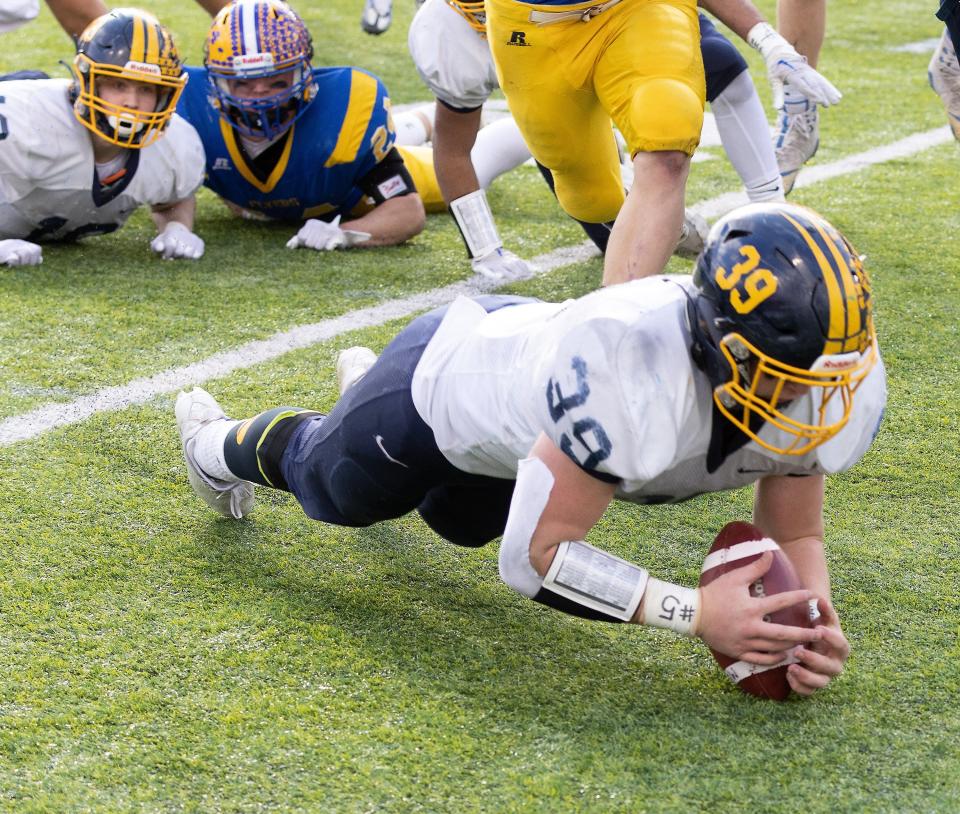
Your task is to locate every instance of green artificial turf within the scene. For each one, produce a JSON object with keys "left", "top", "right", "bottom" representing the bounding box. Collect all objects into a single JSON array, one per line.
[{"left": 1, "top": 0, "right": 958, "bottom": 811}]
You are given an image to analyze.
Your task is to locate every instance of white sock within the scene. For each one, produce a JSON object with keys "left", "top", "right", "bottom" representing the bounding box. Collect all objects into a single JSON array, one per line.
[
  {"left": 393, "top": 104, "right": 434, "bottom": 146},
  {"left": 192, "top": 419, "right": 240, "bottom": 482},
  {"left": 711, "top": 71, "right": 785, "bottom": 202},
  {"left": 471, "top": 117, "right": 532, "bottom": 190}
]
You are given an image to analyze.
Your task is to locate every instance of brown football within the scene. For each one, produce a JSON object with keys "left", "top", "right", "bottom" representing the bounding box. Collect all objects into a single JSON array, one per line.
[{"left": 699, "top": 521, "right": 816, "bottom": 701}]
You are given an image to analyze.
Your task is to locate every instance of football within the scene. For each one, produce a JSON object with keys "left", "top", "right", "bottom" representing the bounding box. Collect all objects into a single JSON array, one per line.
[{"left": 699, "top": 521, "right": 816, "bottom": 701}]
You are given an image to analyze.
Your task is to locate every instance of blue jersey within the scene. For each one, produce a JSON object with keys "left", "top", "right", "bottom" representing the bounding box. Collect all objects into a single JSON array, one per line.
[{"left": 176, "top": 65, "right": 396, "bottom": 222}]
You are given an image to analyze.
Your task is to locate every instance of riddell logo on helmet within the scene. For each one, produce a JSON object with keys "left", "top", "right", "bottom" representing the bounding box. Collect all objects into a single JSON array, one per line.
[
  {"left": 124, "top": 61, "right": 161, "bottom": 75},
  {"left": 231, "top": 53, "right": 275, "bottom": 70}
]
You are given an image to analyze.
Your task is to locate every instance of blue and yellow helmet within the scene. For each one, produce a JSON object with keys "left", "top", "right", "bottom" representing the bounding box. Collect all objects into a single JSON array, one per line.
[
  {"left": 689, "top": 202, "right": 877, "bottom": 456},
  {"left": 71, "top": 9, "right": 186, "bottom": 148},
  {"left": 204, "top": 0, "right": 316, "bottom": 139}
]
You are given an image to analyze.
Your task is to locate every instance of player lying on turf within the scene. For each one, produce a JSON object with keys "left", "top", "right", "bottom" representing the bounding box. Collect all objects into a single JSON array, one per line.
[
  {"left": 408, "top": 0, "right": 787, "bottom": 279},
  {"left": 175, "top": 0, "right": 527, "bottom": 258},
  {"left": 0, "top": 9, "right": 206, "bottom": 267},
  {"left": 175, "top": 203, "right": 886, "bottom": 697}
]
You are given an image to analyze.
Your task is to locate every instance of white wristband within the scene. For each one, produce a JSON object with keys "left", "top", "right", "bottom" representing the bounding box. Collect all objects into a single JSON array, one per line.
[
  {"left": 641, "top": 578, "right": 700, "bottom": 636},
  {"left": 449, "top": 189, "right": 502, "bottom": 259},
  {"left": 542, "top": 540, "right": 649, "bottom": 621},
  {"left": 747, "top": 21, "right": 782, "bottom": 56}
]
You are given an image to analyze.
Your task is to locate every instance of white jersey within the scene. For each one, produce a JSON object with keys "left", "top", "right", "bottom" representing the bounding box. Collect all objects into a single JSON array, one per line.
[
  {"left": 0, "top": 80, "right": 205, "bottom": 242},
  {"left": 0, "top": 0, "right": 38, "bottom": 33},
  {"left": 408, "top": 0, "right": 499, "bottom": 110},
  {"left": 411, "top": 277, "right": 887, "bottom": 504}
]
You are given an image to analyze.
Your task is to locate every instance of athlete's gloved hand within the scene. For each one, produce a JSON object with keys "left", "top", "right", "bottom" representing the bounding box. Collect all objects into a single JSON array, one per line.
[
  {"left": 748, "top": 22, "right": 842, "bottom": 110},
  {"left": 0, "top": 239, "right": 42, "bottom": 267},
  {"left": 150, "top": 221, "right": 205, "bottom": 260},
  {"left": 471, "top": 247, "right": 531, "bottom": 281},
  {"left": 286, "top": 215, "right": 371, "bottom": 251}
]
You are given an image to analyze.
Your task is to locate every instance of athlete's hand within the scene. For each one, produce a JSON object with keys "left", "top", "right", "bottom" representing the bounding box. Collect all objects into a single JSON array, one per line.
[
  {"left": 748, "top": 22, "right": 842, "bottom": 110},
  {"left": 286, "top": 215, "right": 371, "bottom": 251},
  {"left": 150, "top": 222, "right": 205, "bottom": 260},
  {"left": 697, "top": 551, "right": 822, "bottom": 663},
  {"left": 0, "top": 239, "right": 42, "bottom": 267},
  {"left": 471, "top": 247, "right": 531, "bottom": 281},
  {"left": 786, "top": 596, "right": 850, "bottom": 696}
]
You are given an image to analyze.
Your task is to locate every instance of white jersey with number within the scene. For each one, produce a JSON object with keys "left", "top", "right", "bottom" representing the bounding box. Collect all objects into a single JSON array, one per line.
[
  {"left": 408, "top": 0, "right": 498, "bottom": 110},
  {"left": 411, "top": 277, "right": 887, "bottom": 503},
  {"left": 0, "top": 0, "right": 38, "bottom": 33},
  {"left": 0, "top": 79, "right": 204, "bottom": 242}
]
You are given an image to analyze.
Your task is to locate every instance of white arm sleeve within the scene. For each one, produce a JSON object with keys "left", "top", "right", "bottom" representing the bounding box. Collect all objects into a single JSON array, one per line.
[{"left": 498, "top": 456, "right": 555, "bottom": 598}]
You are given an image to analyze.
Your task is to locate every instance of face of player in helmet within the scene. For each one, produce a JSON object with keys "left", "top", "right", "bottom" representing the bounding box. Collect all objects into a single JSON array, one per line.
[
  {"left": 751, "top": 372, "right": 810, "bottom": 405},
  {"left": 223, "top": 70, "right": 296, "bottom": 140},
  {"left": 94, "top": 77, "right": 161, "bottom": 142},
  {"left": 713, "top": 329, "right": 875, "bottom": 457}
]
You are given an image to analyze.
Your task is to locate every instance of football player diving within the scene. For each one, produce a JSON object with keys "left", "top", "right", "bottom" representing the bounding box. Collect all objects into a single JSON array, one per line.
[
  {"left": 0, "top": 9, "right": 206, "bottom": 267},
  {"left": 174, "top": 203, "right": 886, "bottom": 698},
  {"left": 409, "top": 0, "right": 793, "bottom": 280},
  {"left": 176, "top": 0, "right": 526, "bottom": 255}
]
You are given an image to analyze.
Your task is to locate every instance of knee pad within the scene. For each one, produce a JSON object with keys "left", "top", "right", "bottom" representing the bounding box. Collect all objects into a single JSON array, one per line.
[
  {"left": 628, "top": 77, "right": 704, "bottom": 156},
  {"left": 553, "top": 167, "right": 625, "bottom": 224}
]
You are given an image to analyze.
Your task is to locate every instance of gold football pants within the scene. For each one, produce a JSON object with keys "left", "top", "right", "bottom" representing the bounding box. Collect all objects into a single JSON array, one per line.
[{"left": 487, "top": 0, "right": 705, "bottom": 222}]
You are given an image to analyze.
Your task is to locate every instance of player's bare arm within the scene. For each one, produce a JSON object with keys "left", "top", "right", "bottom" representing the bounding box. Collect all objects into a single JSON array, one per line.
[
  {"left": 525, "top": 432, "right": 618, "bottom": 575},
  {"left": 753, "top": 472, "right": 850, "bottom": 695},
  {"left": 432, "top": 104, "right": 483, "bottom": 203},
  {"left": 342, "top": 192, "right": 426, "bottom": 247},
  {"left": 515, "top": 433, "right": 821, "bottom": 663},
  {"left": 45, "top": 0, "right": 106, "bottom": 39}
]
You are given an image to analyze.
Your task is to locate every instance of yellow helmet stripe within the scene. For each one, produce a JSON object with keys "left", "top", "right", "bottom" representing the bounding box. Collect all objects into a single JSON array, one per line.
[
  {"left": 781, "top": 211, "right": 846, "bottom": 355},
  {"left": 131, "top": 14, "right": 146, "bottom": 63},
  {"left": 145, "top": 16, "right": 160, "bottom": 65},
  {"left": 809, "top": 217, "right": 863, "bottom": 347}
]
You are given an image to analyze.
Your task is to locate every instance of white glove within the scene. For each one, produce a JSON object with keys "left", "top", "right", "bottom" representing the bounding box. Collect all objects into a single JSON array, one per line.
[
  {"left": 0, "top": 239, "right": 42, "bottom": 267},
  {"left": 748, "top": 22, "right": 842, "bottom": 110},
  {"left": 471, "top": 247, "right": 531, "bottom": 281},
  {"left": 285, "top": 215, "right": 371, "bottom": 251},
  {"left": 150, "top": 221, "right": 205, "bottom": 260}
]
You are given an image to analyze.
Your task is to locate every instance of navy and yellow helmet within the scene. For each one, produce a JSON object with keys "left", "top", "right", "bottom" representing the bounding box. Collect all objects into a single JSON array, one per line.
[
  {"left": 71, "top": 9, "right": 186, "bottom": 148},
  {"left": 204, "top": 0, "right": 317, "bottom": 139},
  {"left": 689, "top": 202, "right": 877, "bottom": 456}
]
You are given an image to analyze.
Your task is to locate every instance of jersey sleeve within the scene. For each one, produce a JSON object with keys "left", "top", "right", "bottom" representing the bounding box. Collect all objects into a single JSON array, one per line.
[
  {"left": 144, "top": 115, "right": 206, "bottom": 205},
  {"left": 350, "top": 71, "right": 396, "bottom": 183},
  {"left": 535, "top": 318, "right": 690, "bottom": 484},
  {"left": 408, "top": 0, "right": 498, "bottom": 110}
]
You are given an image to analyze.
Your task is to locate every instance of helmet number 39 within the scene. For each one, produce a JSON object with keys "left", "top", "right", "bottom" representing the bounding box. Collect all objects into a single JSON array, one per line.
[{"left": 714, "top": 245, "right": 778, "bottom": 315}]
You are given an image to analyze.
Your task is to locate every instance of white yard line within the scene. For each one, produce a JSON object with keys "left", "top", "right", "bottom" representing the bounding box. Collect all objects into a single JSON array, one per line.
[
  {"left": 889, "top": 37, "right": 940, "bottom": 53},
  {"left": 0, "top": 125, "right": 952, "bottom": 448}
]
